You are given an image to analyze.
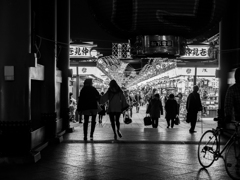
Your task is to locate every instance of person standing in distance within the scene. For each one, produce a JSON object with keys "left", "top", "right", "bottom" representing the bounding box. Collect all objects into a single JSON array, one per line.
[
  {"left": 134, "top": 91, "right": 142, "bottom": 113},
  {"left": 225, "top": 67, "right": 240, "bottom": 122},
  {"left": 186, "top": 85, "right": 203, "bottom": 133},
  {"left": 123, "top": 90, "right": 133, "bottom": 118},
  {"left": 98, "top": 92, "right": 106, "bottom": 124},
  {"left": 69, "top": 92, "right": 77, "bottom": 123}
]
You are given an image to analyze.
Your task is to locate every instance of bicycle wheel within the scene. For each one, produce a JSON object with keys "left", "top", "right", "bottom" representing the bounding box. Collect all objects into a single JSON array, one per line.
[
  {"left": 225, "top": 139, "right": 240, "bottom": 180},
  {"left": 198, "top": 130, "right": 218, "bottom": 168}
]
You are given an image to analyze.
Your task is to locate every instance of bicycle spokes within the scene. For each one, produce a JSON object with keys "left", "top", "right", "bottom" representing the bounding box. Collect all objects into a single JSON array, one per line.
[{"left": 198, "top": 130, "right": 218, "bottom": 168}]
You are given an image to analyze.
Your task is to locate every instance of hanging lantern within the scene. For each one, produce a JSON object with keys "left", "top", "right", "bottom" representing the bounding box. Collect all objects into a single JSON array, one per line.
[{"left": 87, "top": 0, "right": 227, "bottom": 57}]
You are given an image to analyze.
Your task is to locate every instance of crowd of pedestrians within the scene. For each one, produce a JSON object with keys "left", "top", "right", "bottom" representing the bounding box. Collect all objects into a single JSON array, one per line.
[{"left": 68, "top": 66, "right": 240, "bottom": 140}]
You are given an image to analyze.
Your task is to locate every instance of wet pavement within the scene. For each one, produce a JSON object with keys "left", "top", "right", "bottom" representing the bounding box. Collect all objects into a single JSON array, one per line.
[{"left": 0, "top": 106, "right": 233, "bottom": 180}]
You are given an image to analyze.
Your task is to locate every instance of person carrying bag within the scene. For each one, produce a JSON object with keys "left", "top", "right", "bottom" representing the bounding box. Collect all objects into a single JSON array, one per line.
[
  {"left": 165, "top": 94, "right": 179, "bottom": 128},
  {"left": 146, "top": 93, "right": 163, "bottom": 128}
]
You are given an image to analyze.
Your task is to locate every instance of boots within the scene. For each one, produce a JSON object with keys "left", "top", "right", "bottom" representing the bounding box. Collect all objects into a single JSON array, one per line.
[
  {"left": 83, "top": 122, "right": 88, "bottom": 141},
  {"left": 90, "top": 122, "right": 96, "bottom": 140}
]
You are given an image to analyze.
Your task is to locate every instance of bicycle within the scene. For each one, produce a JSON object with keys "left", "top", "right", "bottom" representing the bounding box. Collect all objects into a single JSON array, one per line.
[{"left": 198, "top": 121, "right": 240, "bottom": 180}]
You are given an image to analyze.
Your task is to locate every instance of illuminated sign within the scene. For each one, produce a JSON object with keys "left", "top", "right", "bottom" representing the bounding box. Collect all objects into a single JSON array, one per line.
[
  {"left": 176, "top": 67, "right": 195, "bottom": 75},
  {"left": 70, "top": 44, "right": 97, "bottom": 58},
  {"left": 180, "top": 45, "right": 211, "bottom": 59},
  {"left": 197, "top": 68, "right": 216, "bottom": 76},
  {"left": 150, "top": 40, "right": 173, "bottom": 47}
]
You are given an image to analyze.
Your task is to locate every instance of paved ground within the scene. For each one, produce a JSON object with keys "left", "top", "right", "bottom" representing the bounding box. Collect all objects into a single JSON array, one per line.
[
  {"left": 66, "top": 105, "right": 218, "bottom": 144},
  {"left": 0, "top": 106, "right": 233, "bottom": 180}
]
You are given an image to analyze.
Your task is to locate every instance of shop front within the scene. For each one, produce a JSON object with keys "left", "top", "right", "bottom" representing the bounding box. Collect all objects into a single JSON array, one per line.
[
  {"left": 135, "top": 65, "right": 219, "bottom": 118},
  {"left": 196, "top": 68, "right": 219, "bottom": 118},
  {"left": 168, "top": 67, "right": 219, "bottom": 118}
]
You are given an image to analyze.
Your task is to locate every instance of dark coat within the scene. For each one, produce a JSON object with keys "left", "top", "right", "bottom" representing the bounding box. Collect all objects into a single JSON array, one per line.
[
  {"left": 146, "top": 98, "right": 163, "bottom": 118},
  {"left": 165, "top": 99, "right": 178, "bottom": 119},
  {"left": 77, "top": 86, "right": 100, "bottom": 111},
  {"left": 186, "top": 92, "right": 202, "bottom": 114},
  {"left": 100, "top": 87, "right": 126, "bottom": 113}
]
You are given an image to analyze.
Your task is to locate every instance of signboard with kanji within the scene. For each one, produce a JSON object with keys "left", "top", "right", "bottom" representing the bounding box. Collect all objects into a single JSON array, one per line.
[
  {"left": 150, "top": 40, "right": 173, "bottom": 47},
  {"left": 180, "top": 45, "right": 212, "bottom": 59},
  {"left": 70, "top": 44, "right": 97, "bottom": 58}
]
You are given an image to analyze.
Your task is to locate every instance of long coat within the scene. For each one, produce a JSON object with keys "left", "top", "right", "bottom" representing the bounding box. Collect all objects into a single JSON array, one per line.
[
  {"left": 77, "top": 86, "right": 100, "bottom": 111},
  {"left": 146, "top": 98, "right": 163, "bottom": 118},
  {"left": 100, "top": 88, "right": 126, "bottom": 113},
  {"left": 186, "top": 91, "right": 202, "bottom": 114},
  {"left": 165, "top": 99, "right": 178, "bottom": 119}
]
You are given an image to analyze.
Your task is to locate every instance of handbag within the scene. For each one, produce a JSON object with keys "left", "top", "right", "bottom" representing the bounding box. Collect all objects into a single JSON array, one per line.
[
  {"left": 174, "top": 116, "right": 180, "bottom": 125},
  {"left": 144, "top": 115, "right": 152, "bottom": 126},
  {"left": 124, "top": 111, "right": 132, "bottom": 124}
]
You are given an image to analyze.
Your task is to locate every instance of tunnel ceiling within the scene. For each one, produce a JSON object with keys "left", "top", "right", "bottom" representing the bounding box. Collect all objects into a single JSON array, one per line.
[
  {"left": 86, "top": 0, "right": 227, "bottom": 40},
  {"left": 71, "top": 0, "right": 226, "bottom": 69}
]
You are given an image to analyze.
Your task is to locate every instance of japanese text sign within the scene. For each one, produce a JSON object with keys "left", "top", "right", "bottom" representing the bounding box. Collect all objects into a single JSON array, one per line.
[
  {"left": 181, "top": 45, "right": 211, "bottom": 59},
  {"left": 70, "top": 45, "right": 96, "bottom": 58}
]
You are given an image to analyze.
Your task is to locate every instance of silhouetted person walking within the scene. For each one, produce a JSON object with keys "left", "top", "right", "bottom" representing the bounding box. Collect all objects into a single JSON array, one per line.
[
  {"left": 165, "top": 94, "right": 179, "bottom": 128},
  {"left": 100, "top": 80, "right": 127, "bottom": 140},
  {"left": 77, "top": 79, "right": 100, "bottom": 141},
  {"left": 186, "top": 85, "right": 202, "bottom": 133},
  {"left": 146, "top": 93, "right": 163, "bottom": 128}
]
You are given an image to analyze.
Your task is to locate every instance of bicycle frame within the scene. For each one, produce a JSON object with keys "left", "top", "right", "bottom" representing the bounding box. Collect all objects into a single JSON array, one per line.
[
  {"left": 198, "top": 121, "right": 240, "bottom": 179},
  {"left": 214, "top": 128, "right": 238, "bottom": 159}
]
